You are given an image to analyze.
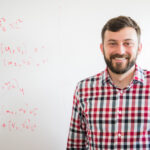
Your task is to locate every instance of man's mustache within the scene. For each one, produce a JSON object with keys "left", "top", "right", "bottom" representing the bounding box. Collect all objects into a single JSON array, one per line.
[{"left": 110, "top": 54, "right": 130, "bottom": 59}]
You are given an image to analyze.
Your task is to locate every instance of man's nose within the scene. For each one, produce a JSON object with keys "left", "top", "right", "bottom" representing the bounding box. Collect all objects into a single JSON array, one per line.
[{"left": 116, "top": 44, "right": 125, "bottom": 55}]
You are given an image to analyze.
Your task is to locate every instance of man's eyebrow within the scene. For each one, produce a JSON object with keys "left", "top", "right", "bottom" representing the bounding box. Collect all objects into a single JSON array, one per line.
[
  {"left": 107, "top": 39, "right": 117, "bottom": 42},
  {"left": 124, "top": 39, "right": 134, "bottom": 41},
  {"left": 107, "top": 39, "right": 134, "bottom": 42}
]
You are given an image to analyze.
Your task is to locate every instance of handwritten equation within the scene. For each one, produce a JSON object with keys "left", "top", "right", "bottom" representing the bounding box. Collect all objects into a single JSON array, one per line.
[
  {"left": 0, "top": 79, "right": 24, "bottom": 95},
  {"left": 0, "top": 18, "right": 48, "bottom": 68},
  {"left": 0, "top": 43, "right": 48, "bottom": 68},
  {"left": 0, "top": 17, "right": 23, "bottom": 32},
  {"left": 0, "top": 104, "right": 38, "bottom": 132},
  {"left": 0, "top": 17, "right": 46, "bottom": 133}
]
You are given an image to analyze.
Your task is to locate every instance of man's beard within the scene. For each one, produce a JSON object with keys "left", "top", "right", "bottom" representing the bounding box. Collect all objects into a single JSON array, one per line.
[{"left": 103, "top": 50, "right": 138, "bottom": 74}]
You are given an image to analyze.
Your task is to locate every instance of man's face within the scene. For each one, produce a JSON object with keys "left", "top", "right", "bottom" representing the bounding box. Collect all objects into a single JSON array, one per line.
[{"left": 100, "top": 27, "right": 142, "bottom": 74}]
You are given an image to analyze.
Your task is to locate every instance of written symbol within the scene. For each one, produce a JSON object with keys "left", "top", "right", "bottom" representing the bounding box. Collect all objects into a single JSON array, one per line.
[
  {"left": 22, "top": 119, "right": 37, "bottom": 131},
  {"left": 6, "top": 110, "right": 17, "bottom": 115},
  {"left": 1, "top": 79, "right": 24, "bottom": 95},
  {"left": 9, "top": 19, "right": 23, "bottom": 29},
  {"left": 0, "top": 43, "right": 27, "bottom": 55},
  {"left": 0, "top": 43, "right": 48, "bottom": 68},
  {"left": 0, "top": 18, "right": 6, "bottom": 32},
  {"left": 19, "top": 108, "right": 26, "bottom": 114},
  {"left": 42, "top": 58, "right": 48, "bottom": 64},
  {"left": 0, "top": 43, "right": 46, "bottom": 55},
  {"left": 5, "top": 46, "right": 11, "bottom": 54},
  {"left": 1, "top": 121, "right": 36, "bottom": 131},
  {"left": 2, "top": 123, "right": 6, "bottom": 128},
  {"left": 1, "top": 104, "right": 38, "bottom": 132},
  {"left": 8, "top": 120, "right": 16, "bottom": 129},
  {"left": 3, "top": 58, "right": 48, "bottom": 68},
  {"left": 2, "top": 58, "right": 48, "bottom": 68},
  {"left": 34, "top": 48, "right": 38, "bottom": 52},
  {"left": 0, "top": 18, "right": 6, "bottom": 22},
  {"left": 19, "top": 107, "right": 38, "bottom": 116},
  {"left": 4, "top": 60, "right": 22, "bottom": 67},
  {"left": 29, "top": 108, "right": 38, "bottom": 116},
  {"left": 20, "top": 88, "right": 24, "bottom": 95},
  {"left": 3, "top": 120, "right": 20, "bottom": 131},
  {"left": 0, "top": 18, "right": 23, "bottom": 32},
  {"left": 5, "top": 106, "right": 38, "bottom": 116}
]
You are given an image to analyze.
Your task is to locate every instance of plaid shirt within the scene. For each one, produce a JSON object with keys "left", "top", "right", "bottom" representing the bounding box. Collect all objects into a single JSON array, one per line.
[{"left": 67, "top": 64, "right": 150, "bottom": 150}]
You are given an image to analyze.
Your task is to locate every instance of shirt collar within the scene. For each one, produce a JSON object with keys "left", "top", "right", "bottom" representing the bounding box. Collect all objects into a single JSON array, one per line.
[
  {"left": 133, "top": 64, "right": 145, "bottom": 84},
  {"left": 102, "top": 64, "right": 145, "bottom": 85}
]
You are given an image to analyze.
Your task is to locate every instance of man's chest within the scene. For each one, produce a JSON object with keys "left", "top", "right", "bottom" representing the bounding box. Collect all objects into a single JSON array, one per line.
[{"left": 80, "top": 85, "right": 150, "bottom": 136}]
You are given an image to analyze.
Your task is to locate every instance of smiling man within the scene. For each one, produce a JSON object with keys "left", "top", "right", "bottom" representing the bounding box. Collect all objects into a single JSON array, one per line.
[
  {"left": 100, "top": 25, "right": 142, "bottom": 89},
  {"left": 67, "top": 16, "right": 150, "bottom": 149}
]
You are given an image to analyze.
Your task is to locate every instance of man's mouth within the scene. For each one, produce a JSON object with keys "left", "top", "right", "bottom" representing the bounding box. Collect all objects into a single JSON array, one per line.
[
  {"left": 113, "top": 57, "right": 127, "bottom": 62},
  {"left": 114, "top": 57, "right": 126, "bottom": 60},
  {"left": 111, "top": 54, "right": 129, "bottom": 62}
]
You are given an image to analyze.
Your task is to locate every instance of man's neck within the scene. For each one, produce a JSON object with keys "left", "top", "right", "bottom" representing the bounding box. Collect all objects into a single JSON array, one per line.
[{"left": 108, "top": 65, "right": 136, "bottom": 89}]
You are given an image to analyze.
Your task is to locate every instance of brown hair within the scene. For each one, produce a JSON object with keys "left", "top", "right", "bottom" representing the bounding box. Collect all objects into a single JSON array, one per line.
[{"left": 101, "top": 16, "right": 141, "bottom": 43}]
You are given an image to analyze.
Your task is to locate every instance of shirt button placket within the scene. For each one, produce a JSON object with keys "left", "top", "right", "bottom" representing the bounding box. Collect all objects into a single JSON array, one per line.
[{"left": 117, "top": 90, "right": 123, "bottom": 143}]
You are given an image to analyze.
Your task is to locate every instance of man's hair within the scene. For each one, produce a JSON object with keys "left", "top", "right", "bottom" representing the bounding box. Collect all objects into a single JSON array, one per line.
[{"left": 101, "top": 16, "right": 141, "bottom": 43}]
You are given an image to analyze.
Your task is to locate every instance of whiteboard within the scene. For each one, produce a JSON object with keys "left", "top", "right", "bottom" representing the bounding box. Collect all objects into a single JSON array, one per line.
[{"left": 0, "top": 0, "right": 62, "bottom": 150}]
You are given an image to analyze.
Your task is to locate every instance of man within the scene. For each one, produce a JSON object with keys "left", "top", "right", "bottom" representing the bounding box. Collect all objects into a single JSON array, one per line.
[{"left": 67, "top": 16, "right": 150, "bottom": 149}]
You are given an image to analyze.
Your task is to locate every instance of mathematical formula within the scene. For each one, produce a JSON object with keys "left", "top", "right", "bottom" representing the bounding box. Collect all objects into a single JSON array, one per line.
[
  {"left": 0, "top": 43, "right": 48, "bottom": 68},
  {"left": 0, "top": 17, "right": 23, "bottom": 32},
  {"left": 0, "top": 79, "right": 24, "bottom": 95},
  {"left": 0, "top": 104, "right": 38, "bottom": 132},
  {"left": 0, "top": 17, "right": 46, "bottom": 133}
]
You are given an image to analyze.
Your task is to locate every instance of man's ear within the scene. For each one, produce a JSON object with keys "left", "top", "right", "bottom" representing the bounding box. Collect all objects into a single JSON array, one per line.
[
  {"left": 137, "top": 43, "right": 142, "bottom": 55},
  {"left": 100, "top": 43, "right": 104, "bottom": 55}
]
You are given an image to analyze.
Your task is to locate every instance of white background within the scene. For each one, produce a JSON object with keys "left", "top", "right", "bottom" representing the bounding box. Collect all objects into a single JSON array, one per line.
[{"left": 0, "top": 0, "right": 150, "bottom": 150}]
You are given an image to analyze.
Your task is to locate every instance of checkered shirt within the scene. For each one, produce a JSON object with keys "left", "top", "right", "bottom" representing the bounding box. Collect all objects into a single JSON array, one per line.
[{"left": 67, "top": 64, "right": 150, "bottom": 150}]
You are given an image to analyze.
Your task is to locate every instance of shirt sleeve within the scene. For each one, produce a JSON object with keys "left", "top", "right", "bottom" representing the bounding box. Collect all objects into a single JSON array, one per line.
[{"left": 67, "top": 83, "right": 87, "bottom": 149}]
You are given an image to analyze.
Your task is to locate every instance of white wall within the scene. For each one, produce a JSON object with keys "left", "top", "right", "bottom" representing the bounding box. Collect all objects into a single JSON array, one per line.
[{"left": 0, "top": 0, "right": 150, "bottom": 149}]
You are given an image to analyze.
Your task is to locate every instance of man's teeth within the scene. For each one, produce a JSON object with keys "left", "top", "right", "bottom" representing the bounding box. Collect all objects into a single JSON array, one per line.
[{"left": 114, "top": 58, "right": 126, "bottom": 60}]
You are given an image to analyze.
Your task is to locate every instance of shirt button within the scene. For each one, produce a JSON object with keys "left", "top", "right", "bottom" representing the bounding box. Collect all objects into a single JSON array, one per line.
[
  {"left": 118, "top": 111, "right": 122, "bottom": 115},
  {"left": 118, "top": 133, "right": 122, "bottom": 138},
  {"left": 120, "top": 91, "right": 123, "bottom": 94}
]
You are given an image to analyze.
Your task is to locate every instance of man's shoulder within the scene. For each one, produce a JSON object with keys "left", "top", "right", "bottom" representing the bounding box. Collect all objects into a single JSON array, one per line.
[
  {"left": 77, "top": 71, "right": 105, "bottom": 89},
  {"left": 143, "top": 69, "right": 150, "bottom": 78}
]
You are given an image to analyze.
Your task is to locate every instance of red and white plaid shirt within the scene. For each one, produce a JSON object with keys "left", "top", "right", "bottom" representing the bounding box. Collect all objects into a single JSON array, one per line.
[{"left": 67, "top": 64, "right": 150, "bottom": 150}]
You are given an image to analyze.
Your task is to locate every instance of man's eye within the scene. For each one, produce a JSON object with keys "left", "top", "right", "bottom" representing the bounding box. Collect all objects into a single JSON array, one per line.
[
  {"left": 124, "top": 42, "right": 134, "bottom": 46},
  {"left": 109, "top": 43, "right": 117, "bottom": 46}
]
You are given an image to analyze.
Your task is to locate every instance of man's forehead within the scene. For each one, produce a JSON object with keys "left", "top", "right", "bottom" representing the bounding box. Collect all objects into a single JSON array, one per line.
[{"left": 104, "top": 27, "right": 138, "bottom": 41}]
